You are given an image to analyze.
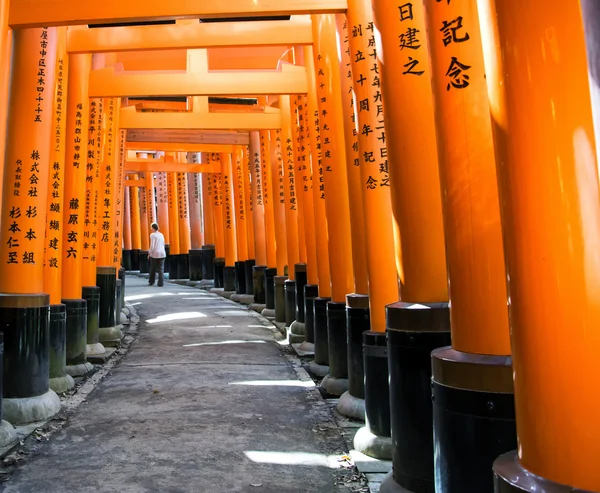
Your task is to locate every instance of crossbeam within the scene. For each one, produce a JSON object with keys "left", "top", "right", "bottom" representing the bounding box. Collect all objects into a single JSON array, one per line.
[
  {"left": 120, "top": 107, "right": 282, "bottom": 130},
  {"left": 123, "top": 179, "right": 146, "bottom": 187},
  {"left": 127, "top": 129, "right": 249, "bottom": 145},
  {"left": 125, "top": 162, "right": 222, "bottom": 173},
  {"left": 89, "top": 67, "right": 307, "bottom": 97},
  {"left": 9, "top": 0, "right": 347, "bottom": 28},
  {"left": 126, "top": 141, "right": 236, "bottom": 153},
  {"left": 67, "top": 17, "right": 312, "bottom": 53}
]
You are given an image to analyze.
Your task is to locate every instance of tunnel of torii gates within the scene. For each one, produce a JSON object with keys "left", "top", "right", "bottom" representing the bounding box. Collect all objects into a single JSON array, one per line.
[{"left": 0, "top": 0, "right": 597, "bottom": 492}]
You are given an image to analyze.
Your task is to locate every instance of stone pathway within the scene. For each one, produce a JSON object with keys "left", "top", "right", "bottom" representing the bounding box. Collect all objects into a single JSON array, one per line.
[{"left": 1, "top": 275, "right": 367, "bottom": 493}]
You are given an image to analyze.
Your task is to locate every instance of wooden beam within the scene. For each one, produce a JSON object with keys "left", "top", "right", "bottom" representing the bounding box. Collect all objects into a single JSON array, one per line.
[
  {"left": 66, "top": 17, "right": 312, "bottom": 53},
  {"left": 89, "top": 67, "right": 307, "bottom": 97},
  {"left": 125, "top": 162, "right": 222, "bottom": 173},
  {"left": 126, "top": 141, "right": 236, "bottom": 153},
  {"left": 120, "top": 106, "right": 282, "bottom": 130},
  {"left": 127, "top": 129, "right": 249, "bottom": 145},
  {"left": 123, "top": 179, "right": 146, "bottom": 187},
  {"left": 9, "top": 0, "right": 346, "bottom": 28}
]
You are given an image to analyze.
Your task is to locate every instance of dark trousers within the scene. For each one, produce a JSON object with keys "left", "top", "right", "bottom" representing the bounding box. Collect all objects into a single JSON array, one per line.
[{"left": 149, "top": 257, "right": 165, "bottom": 286}]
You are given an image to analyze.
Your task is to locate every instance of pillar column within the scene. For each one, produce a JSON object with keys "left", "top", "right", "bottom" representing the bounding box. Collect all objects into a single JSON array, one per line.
[
  {"left": 422, "top": 1, "right": 517, "bottom": 491},
  {"left": 249, "top": 132, "right": 268, "bottom": 303},
  {"left": 146, "top": 168, "right": 156, "bottom": 225},
  {"left": 82, "top": 69, "right": 106, "bottom": 362},
  {"left": 311, "top": 15, "right": 356, "bottom": 398},
  {"left": 155, "top": 171, "right": 170, "bottom": 273},
  {"left": 0, "top": 27, "right": 61, "bottom": 425},
  {"left": 244, "top": 146, "right": 256, "bottom": 294},
  {"left": 259, "top": 101, "right": 277, "bottom": 272},
  {"left": 477, "top": 0, "right": 600, "bottom": 491},
  {"left": 303, "top": 45, "right": 333, "bottom": 378},
  {"left": 176, "top": 170, "right": 191, "bottom": 280},
  {"left": 61, "top": 53, "right": 93, "bottom": 378},
  {"left": 97, "top": 98, "right": 122, "bottom": 347},
  {"left": 167, "top": 170, "right": 181, "bottom": 279},
  {"left": 220, "top": 153, "right": 237, "bottom": 294},
  {"left": 45, "top": 28, "right": 75, "bottom": 394},
  {"left": 112, "top": 129, "right": 126, "bottom": 319},
  {"left": 200, "top": 169, "right": 215, "bottom": 282},
  {"left": 138, "top": 174, "right": 150, "bottom": 274},
  {"left": 266, "top": 129, "right": 288, "bottom": 320},
  {"left": 129, "top": 173, "right": 142, "bottom": 271},
  {"left": 187, "top": 153, "right": 203, "bottom": 282},
  {"left": 210, "top": 156, "right": 225, "bottom": 289},
  {"left": 232, "top": 147, "right": 249, "bottom": 296},
  {"left": 123, "top": 189, "right": 132, "bottom": 269}
]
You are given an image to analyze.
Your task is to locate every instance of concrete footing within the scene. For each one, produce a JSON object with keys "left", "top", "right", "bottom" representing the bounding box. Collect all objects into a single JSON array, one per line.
[
  {"left": 290, "top": 320, "right": 306, "bottom": 336},
  {"left": 353, "top": 425, "right": 393, "bottom": 460},
  {"left": 86, "top": 342, "right": 106, "bottom": 356},
  {"left": 307, "top": 361, "right": 330, "bottom": 378},
  {"left": 294, "top": 341, "right": 315, "bottom": 356},
  {"left": 210, "top": 288, "right": 224, "bottom": 296},
  {"left": 65, "top": 362, "right": 94, "bottom": 377},
  {"left": 49, "top": 374, "right": 75, "bottom": 394},
  {"left": 230, "top": 294, "right": 255, "bottom": 305},
  {"left": 249, "top": 303, "right": 266, "bottom": 313},
  {"left": 321, "top": 374, "right": 349, "bottom": 397},
  {"left": 337, "top": 391, "right": 366, "bottom": 421},
  {"left": 261, "top": 308, "right": 276, "bottom": 319},
  {"left": 197, "top": 280, "right": 214, "bottom": 289},
  {"left": 0, "top": 420, "right": 17, "bottom": 448},
  {"left": 3, "top": 389, "right": 62, "bottom": 425},
  {"left": 379, "top": 471, "right": 409, "bottom": 493},
  {"left": 221, "top": 291, "right": 236, "bottom": 299},
  {"left": 98, "top": 325, "right": 123, "bottom": 347}
]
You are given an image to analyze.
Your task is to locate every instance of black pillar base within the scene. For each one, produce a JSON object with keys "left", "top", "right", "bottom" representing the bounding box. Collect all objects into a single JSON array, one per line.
[
  {"left": 118, "top": 268, "right": 126, "bottom": 309},
  {"left": 346, "top": 294, "right": 369, "bottom": 400},
  {"left": 164, "top": 244, "right": 171, "bottom": 274},
  {"left": 432, "top": 347, "right": 516, "bottom": 493},
  {"left": 169, "top": 254, "right": 180, "bottom": 280},
  {"left": 320, "top": 301, "right": 349, "bottom": 396},
  {"left": 179, "top": 253, "right": 189, "bottom": 280},
  {"left": 304, "top": 285, "right": 319, "bottom": 344},
  {"left": 214, "top": 258, "right": 225, "bottom": 288},
  {"left": 264, "top": 268, "right": 277, "bottom": 309},
  {"left": 274, "top": 276, "right": 288, "bottom": 323},
  {"left": 386, "top": 301, "right": 451, "bottom": 493},
  {"left": 294, "top": 263, "right": 307, "bottom": 323},
  {"left": 139, "top": 250, "right": 150, "bottom": 274},
  {"left": 115, "top": 280, "right": 122, "bottom": 322},
  {"left": 97, "top": 267, "right": 117, "bottom": 329},
  {"left": 48, "top": 304, "right": 68, "bottom": 383},
  {"left": 122, "top": 249, "right": 133, "bottom": 271},
  {"left": 189, "top": 249, "right": 204, "bottom": 281},
  {"left": 131, "top": 249, "right": 140, "bottom": 271},
  {"left": 82, "top": 286, "right": 101, "bottom": 346},
  {"left": 493, "top": 451, "right": 578, "bottom": 493},
  {"left": 224, "top": 266, "right": 236, "bottom": 292},
  {"left": 235, "top": 261, "right": 247, "bottom": 294},
  {"left": 253, "top": 266, "right": 267, "bottom": 304},
  {"left": 202, "top": 245, "right": 216, "bottom": 280},
  {"left": 284, "top": 280, "right": 296, "bottom": 326},
  {"left": 245, "top": 259, "right": 256, "bottom": 295},
  {"left": 62, "top": 299, "right": 88, "bottom": 368},
  {"left": 313, "top": 297, "right": 331, "bottom": 366}
]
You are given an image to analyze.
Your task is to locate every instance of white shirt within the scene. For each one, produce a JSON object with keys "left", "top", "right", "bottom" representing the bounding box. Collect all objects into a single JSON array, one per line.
[{"left": 149, "top": 231, "right": 166, "bottom": 258}]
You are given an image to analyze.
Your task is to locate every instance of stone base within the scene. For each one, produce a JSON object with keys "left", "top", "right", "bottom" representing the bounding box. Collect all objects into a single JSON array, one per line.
[
  {"left": 249, "top": 303, "right": 266, "bottom": 313},
  {"left": 49, "top": 374, "right": 76, "bottom": 394},
  {"left": 210, "top": 288, "right": 224, "bottom": 296},
  {"left": 289, "top": 331, "right": 305, "bottom": 344},
  {"left": 321, "top": 374, "right": 349, "bottom": 397},
  {"left": 337, "top": 391, "right": 366, "bottom": 421},
  {"left": 186, "top": 281, "right": 200, "bottom": 287},
  {"left": 87, "top": 347, "right": 117, "bottom": 364},
  {"left": 197, "top": 280, "right": 214, "bottom": 289},
  {"left": 99, "top": 325, "right": 123, "bottom": 347},
  {"left": 290, "top": 320, "right": 306, "bottom": 336},
  {"left": 379, "top": 471, "right": 411, "bottom": 493},
  {"left": 0, "top": 420, "right": 17, "bottom": 448},
  {"left": 293, "top": 341, "right": 315, "bottom": 357},
  {"left": 3, "top": 389, "right": 62, "bottom": 425},
  {"left": 119, "top": 312, "right": 129, "bottom": 325},
  {"left": 261, "top": 308, "right": 276, "bottom": 319},
  {"left": 230, "top": 294, "right": 255, "bottom": 305},
  {"left": 221, "top": 290, "right": 235, "bottom": 299},
  {"left": 65, "top": 362, "right": 94, "bottom": 377},
  {"left": 86, "top": 342, "right": 106, "bottom": 356},
  {"left": 353, "top": 426, "right": 393, "bottom": 460},
  {"left": 307, "top": 361, "right": 330, "bottom": 378}
]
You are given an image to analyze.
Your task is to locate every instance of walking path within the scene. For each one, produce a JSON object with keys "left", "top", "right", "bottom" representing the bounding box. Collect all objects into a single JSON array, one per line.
[{"left": 1, "top": 275, "right": 366, "bottom": 493}]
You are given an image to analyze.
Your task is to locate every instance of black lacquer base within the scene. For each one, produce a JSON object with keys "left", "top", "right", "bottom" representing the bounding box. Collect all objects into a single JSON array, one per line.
[
  {"left": 253, "top": 266, "right": 267, "bottom": 304},
  {"left": 313, "top": 297, "right": 331, "bottom": 366},
  {"left": 202, "top": 245, "right": 216, "bottom": 280},
  {"left": 294, "top": 264, "right": 307, "bottom": 323},
  {"left": 97, "top": 268, "right": 117, "bottom": 329},
  {"left": 245, "top": 259, "right": 256, "bottom": 295},
  {"left": 214, "top": 258, "right": 225, "bottom": 288},
  {"left": 82, "top": 286, "right": 100, "bottom": 345},
  {"left": 264, "top": 268, "right": 277, "bottom": 309},
  {"left": 304, "top": 285, "right": 319, "bottom": 344},
  {"left": 62, "top": 299, "right": 88, "bottom": 366},
  {"left": 284, "top": 280, "right": 296, "bottom": 326},
  {"left": 189, "top": 249, "right": 203, "bottom": 281},
  {"left": 235, "top": 261, "right": 246, "bottom": 294}
]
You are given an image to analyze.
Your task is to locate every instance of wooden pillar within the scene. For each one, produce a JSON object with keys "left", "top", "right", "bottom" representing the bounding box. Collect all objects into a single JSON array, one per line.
[
  {"left": 0, "top": 27, "right": 61, "bottom": 423},
  {"left": 167, "top": 172, "right": 180, "bottom": 255},
  {"left": 336, "top": 15, "right": 369, "bottom": 297},
  {"left": 123, "top": 185, "right": 132, "bottom": 260},
  {"left": 311, "top": 14, "right": 355, "bottom": 302},
  {"left": 422, "top": 0, "right": 516, "bottom": 490},
  {"left": 291, "top": 96, "right": 307, "bottom": 265},
  {"left": 269, "top": 129, "right": 288, "bottom": 276},
  {"left": 221, "top": 152, "right": 237, "bottom": 270},
  {"left": 156, "top": 172, "right": 170, "bottom": 245},
  {"left": 201, "top": 169, "right": 215, "bottom": 246},
  {"left": 233, "top": 147, "right": 249, "bottom": 262},
  {"left": 145, "top": 170, "right": 156, "bottom": 225},
  {"left": 244, "top": 146, "right": 256, "bottom": 261},
  {"left": 187, "top": 153, "right": 203, "bottom": 250},
  {"left": 304, "top": 45, "right": 332, "bottom": 299},
  {"left": 129, "top": 173, "right": 142, "bottom": 264},
  {"left": 177, "top": 171, "right": 191, "bottom": 253},
  {"left": 280, "top": 96, "right": 300, "bottom": 281},
  {"left": 0, "top": 0, "right": 11, "bottom": 199},
  {"left": 478, "top": 0, "right": 600, "bottom": 490},
  {"left": 250, "top": 132, "right": 267, "bottom": 267},
  {"left": 259, "top": 125, "right": 277, "bottom": 269},
  {"left": 139, "top": 174, "right": 150, "bottom": 255},
  {"left": 211, "top": 156, "right": 225, "bottom": 259}
]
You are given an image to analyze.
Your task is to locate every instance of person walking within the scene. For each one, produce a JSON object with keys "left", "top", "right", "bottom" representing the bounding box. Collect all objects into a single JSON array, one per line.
[{"left": 148, "top": 222, "right": 167, "bottom": 287}]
